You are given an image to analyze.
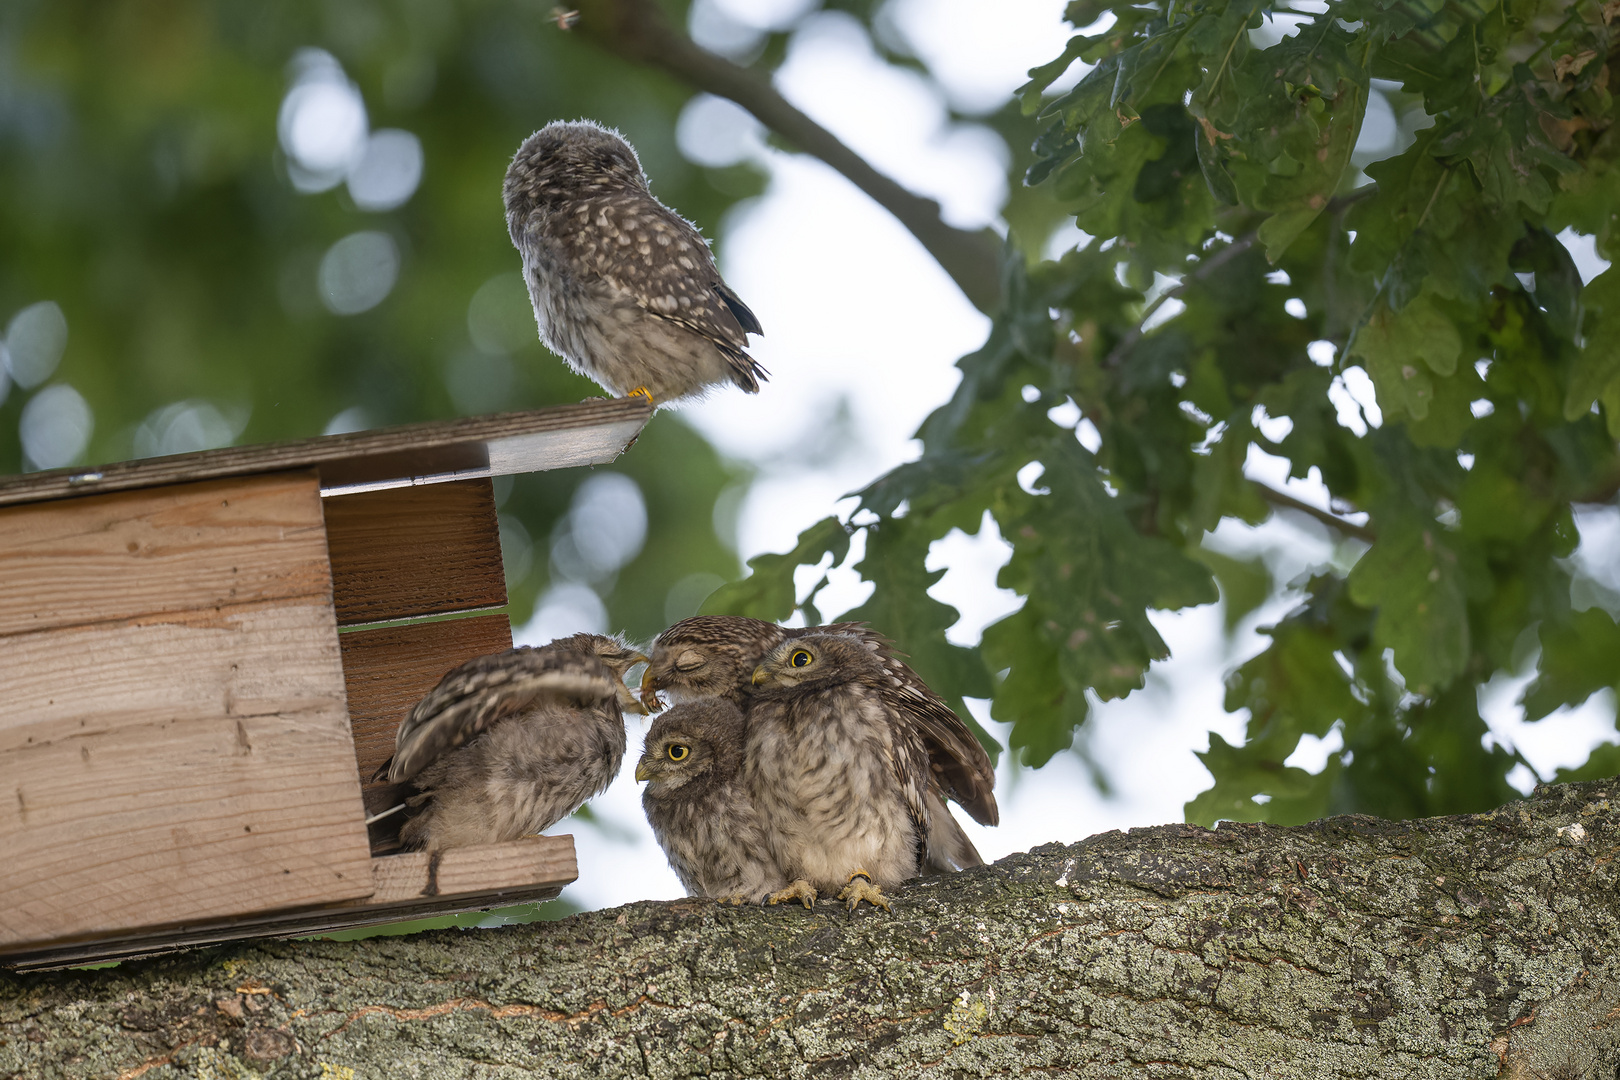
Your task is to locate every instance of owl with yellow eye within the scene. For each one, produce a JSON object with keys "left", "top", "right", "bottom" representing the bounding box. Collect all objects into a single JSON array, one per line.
[
  {"left": 745, "top": 632, "right": 935, "bottom": 911},
  {"left": 639, "top": 614, "right": 996, "bottom": 879},
  {"left": 636, "top": 698, "right": 788, "bottom": 903}
]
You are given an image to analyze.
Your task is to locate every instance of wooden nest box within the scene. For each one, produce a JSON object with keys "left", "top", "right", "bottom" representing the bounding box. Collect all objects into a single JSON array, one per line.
[{"left": 0, "top": 398, "right": 652, "bottom": 970}]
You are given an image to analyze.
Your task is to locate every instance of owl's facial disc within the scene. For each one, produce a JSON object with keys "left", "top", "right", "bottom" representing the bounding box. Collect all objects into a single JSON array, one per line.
[
  {"left": 635, "top": 738, "right": 700, "bottom": 788},
  {"left": 753, "top": 645, "right": 817, "bottom": 688}
]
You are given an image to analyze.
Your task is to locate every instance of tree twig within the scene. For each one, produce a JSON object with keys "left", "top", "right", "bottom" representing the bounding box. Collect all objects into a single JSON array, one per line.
[
  {"left": 1104, "top": 231, "right": 1258, "bottom": 368},
  {"left": 572, "top": 0, "right": 1004, "bottom": 314},
  {"left": 1250, "top": 478, "right": 1375, "bottom": 541}
]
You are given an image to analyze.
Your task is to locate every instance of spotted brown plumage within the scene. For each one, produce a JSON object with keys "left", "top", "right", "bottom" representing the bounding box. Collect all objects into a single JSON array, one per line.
[
  {"left": 502, "top": 119, "right": 765, "bottom": 403},
  {"left": 640, "top": 613, "right": 1000, "bottom": 865},
  {"left": 746, "top": 633, "right": 937, "bottom": 911},
  {"left": 378, "top": 633, "right": 647, "bottom": 853},
  {"left": 635, "top": 698, "right": 788, "bottom": 903}
]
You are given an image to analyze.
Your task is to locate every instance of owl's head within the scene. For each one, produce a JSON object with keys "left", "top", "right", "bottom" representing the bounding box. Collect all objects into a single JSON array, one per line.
[
  {"left": 506, "top": 119, "right": 648, "bottom": 201},
  {"left": 640, "top": 615, "right": 788, "bottom": 712},
  {"left": 750, "top": 633, "right": 881, "bottom": 691},
  {"left": 634, "top": 699, "right": 746, "bottom": 794},
  {"left": 553, "top": 632, "right": 650, "bottom": 715}
]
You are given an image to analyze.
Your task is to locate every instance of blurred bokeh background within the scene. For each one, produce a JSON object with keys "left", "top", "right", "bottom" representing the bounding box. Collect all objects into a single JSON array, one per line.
[{"left": 3, "top": 0, "right": 1615, "bottom": 919}]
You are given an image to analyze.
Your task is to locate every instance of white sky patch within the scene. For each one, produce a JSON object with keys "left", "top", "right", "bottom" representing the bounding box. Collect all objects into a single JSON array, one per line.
[
  {"left": 1479, "top": 668, "right": 1619, "bottom": 785},
  {"left": 19, "top": 383, "right": 92, "bottom": 470},
  {"left": 883, "top": 0, "right": 1083, "bottom": 114},
  {"left": 773, "top": 12, "right": 1008, "bottom": 229},
  {"left": 1557, "top": 227, "right": 1612, "bottom": 285},
  {"left": 1285, "top": 722, "right": 1345, "bottom": 772},
  {"left": 926, "top": 512, "right": 1021, "bottom": 646}
]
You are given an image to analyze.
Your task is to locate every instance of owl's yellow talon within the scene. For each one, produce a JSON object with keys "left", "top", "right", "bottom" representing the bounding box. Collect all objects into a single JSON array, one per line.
[
  {"left": 767, "top": 879, "right": 818, "bottom": 909},
  {"left": 838, "top": 870, "right": 891, "bottom": 912},
  {"left": 626, "top": 386, "right": 654, "bottom": 404}
]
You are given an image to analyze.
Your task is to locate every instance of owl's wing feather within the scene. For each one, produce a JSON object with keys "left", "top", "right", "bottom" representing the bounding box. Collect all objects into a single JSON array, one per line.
[
  {"left": 824, "top": 624, "right": 1001, "bottom": 827},
  {"left": 561, "top": 195, "right": 767, "bottom": 393},
  {"left": 387, "top": 647, "right": 617, "bottom": 783},
  {"left": 577, "top": 197, "right": 756, "bottom": 345},
  {"left": 922, "top": 788, "right": 984, "bottom": 872},
  {"left": 715, "top": 281, "right": 763, "bottom": 336},
  {"left": 868, "top": 689, "right": 933, "bottom": 869}
]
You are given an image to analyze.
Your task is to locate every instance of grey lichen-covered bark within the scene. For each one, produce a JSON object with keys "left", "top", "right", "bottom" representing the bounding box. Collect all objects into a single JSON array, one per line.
[{"left": 4, "top": 781, "right": 1619, "bottom": 1079}]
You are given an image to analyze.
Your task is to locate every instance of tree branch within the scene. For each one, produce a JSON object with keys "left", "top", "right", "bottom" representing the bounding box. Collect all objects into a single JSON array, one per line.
[
  {"left": 1251, "top": 479, "right": 1376, "bottom": 542},
  {"left": 1104, "top": 231, "right": 1258, "bottom": 369},
  {"left": 572, "top": 0, "right": 1005, "bottom": 314},
  {"left": 5, "top": 781, "right": 1619, "bottom": 1077}
]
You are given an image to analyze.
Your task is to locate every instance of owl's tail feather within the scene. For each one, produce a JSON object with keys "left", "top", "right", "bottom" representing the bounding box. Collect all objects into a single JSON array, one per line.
[
  {"left": 725, "top": 347, "right": 770, "bottom": 393},
  {"left": 923, "top": 788, "right": 985, "bottom": 873}
]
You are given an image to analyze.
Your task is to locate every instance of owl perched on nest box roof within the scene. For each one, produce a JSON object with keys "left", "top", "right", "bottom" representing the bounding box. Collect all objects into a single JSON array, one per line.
[
  {"left": 502, "top": 119, "right": 766, "bottom": 405},
  {"left": 374, "top": 633, "right": 647, "bottom": 854}
]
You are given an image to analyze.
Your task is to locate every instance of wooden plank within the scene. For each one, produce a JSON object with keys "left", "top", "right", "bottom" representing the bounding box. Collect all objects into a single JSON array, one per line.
[
  {"left": 339, "top": 614, "right": 515, "bottom": 783},
  {"left": 0, "top": 836, "right": 578, "bottom": 971},
  {"left": 364, "top": 835, "right": 577, "bottom": 903},
  {"left": 0, "top": 474, "right": 375, "bottom": 947},
  {"left": 0, "top": 398, "right": 652, "bottom": 508},
  {"left": 0, "top": 471, "right": 331, "bottom": 639},
  {"left": 323, "top": 478, "right": 506, "bottom": 627}
]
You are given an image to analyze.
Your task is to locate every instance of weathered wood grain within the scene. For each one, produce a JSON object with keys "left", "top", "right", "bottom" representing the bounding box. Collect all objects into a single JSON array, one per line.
[
  {"left": 0, "top": 398, "right": 651, "bottom": 507},
  {"left": 0, "top": 471, "right": 330, "bottom": 638},
  {"left": 0, "top": 837, "right": 577, "bottom": 972},
  {"left": 0, "top": 474, "right": 374, "bottom": 949},
  {"left": 323, "top": 479, "right": 506, "bottom": 627},
  {"left": 364, "top": 835, "right": 577, "bottom": 904},
  {"left": 338, "top": 614, "right": 515, "bottom": 783}
]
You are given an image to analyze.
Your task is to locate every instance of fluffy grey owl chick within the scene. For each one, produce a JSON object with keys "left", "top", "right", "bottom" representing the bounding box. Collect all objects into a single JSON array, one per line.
[
  {"left": 503, "top": 119, "right": 765, "bottom": 404},
  {"left": 381, "top": 633, "right": 647, "bottom": 853},
  {"left": 641, "top": 614, "right": 995, "bottom": 874},
  {"left": 747, "top": 633, "right": 937, "bottom": 911},
  {"left": 636, "top": 698, "right": 788, "bottom": 903}
]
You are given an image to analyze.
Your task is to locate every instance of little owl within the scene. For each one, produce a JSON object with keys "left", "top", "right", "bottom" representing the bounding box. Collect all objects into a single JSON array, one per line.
[
  {"left": 503, "top": 119, "right": 765, "bottom": 404},
  {"left": 636, "top": 698, "right": 788, "bottom": 904},
  {"left": 747, "top": 632, "right": 948, "bottom": 911},
  {"left": 641, "top": 614, "right": 996, "bottom": 875},
  {"left": 374, "top": 633, "right": 646, "bottom": 855}
]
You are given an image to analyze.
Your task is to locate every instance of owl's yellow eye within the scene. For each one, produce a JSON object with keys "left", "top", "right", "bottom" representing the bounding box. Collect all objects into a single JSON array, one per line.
[
  {"left": 667, "top": 743, "right": 690, "bottom": 762},
  {"left": 789, "top": 649, "right": 813, "bottom": 668}
]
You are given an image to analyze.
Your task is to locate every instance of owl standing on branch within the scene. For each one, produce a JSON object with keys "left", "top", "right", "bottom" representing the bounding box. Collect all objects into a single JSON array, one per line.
[
  {"left": 503, "top": 119, "right": 766, "bottom": 404},
  {"left": 372, "top": 634, "right": 647, "bottom": 856},
  {"left": 747, "top": 633, "right": 942, "bottom": 911},
  {"left": 636, "top": 698, "right": 789, "bottom": 904},
  {"left": 641, "top": 614, "right": 997, "bottom": 876}
]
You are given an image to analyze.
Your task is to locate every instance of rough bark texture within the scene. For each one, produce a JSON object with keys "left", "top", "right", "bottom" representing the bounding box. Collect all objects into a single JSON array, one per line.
[{"left": 4, "top": 781, "right": 1618, "bottom": 1079}]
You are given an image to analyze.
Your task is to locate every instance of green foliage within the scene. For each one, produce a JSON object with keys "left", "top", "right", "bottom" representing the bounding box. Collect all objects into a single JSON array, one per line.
[
  {"left": 711, "top": 0, "right": 1620, "bottom": 816},
  {"left": 0, "top": 0, "right": 754, "bottom": 639}
]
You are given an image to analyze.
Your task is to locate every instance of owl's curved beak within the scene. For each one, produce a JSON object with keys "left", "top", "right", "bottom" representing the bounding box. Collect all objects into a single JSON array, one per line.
[
  {"left": 634, "top": 757, "right": 654, "bottom": 783},
  {"left": 750, "top": 664, "right": 770, "bottom": 687},
  {"left": 639, "top": 668, "right": 666, "bottom": 713}
]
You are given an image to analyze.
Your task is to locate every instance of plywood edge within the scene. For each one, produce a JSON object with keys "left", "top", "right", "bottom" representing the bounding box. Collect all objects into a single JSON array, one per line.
[
  {"left": 0, "top": 399, "right": 653, "bottom": 507},
  {"left": 363, "top": 835, "right": 578, "bottom": 904},
  {"left": 0, "top": 835, "right": 580, "bottom": 972}
]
